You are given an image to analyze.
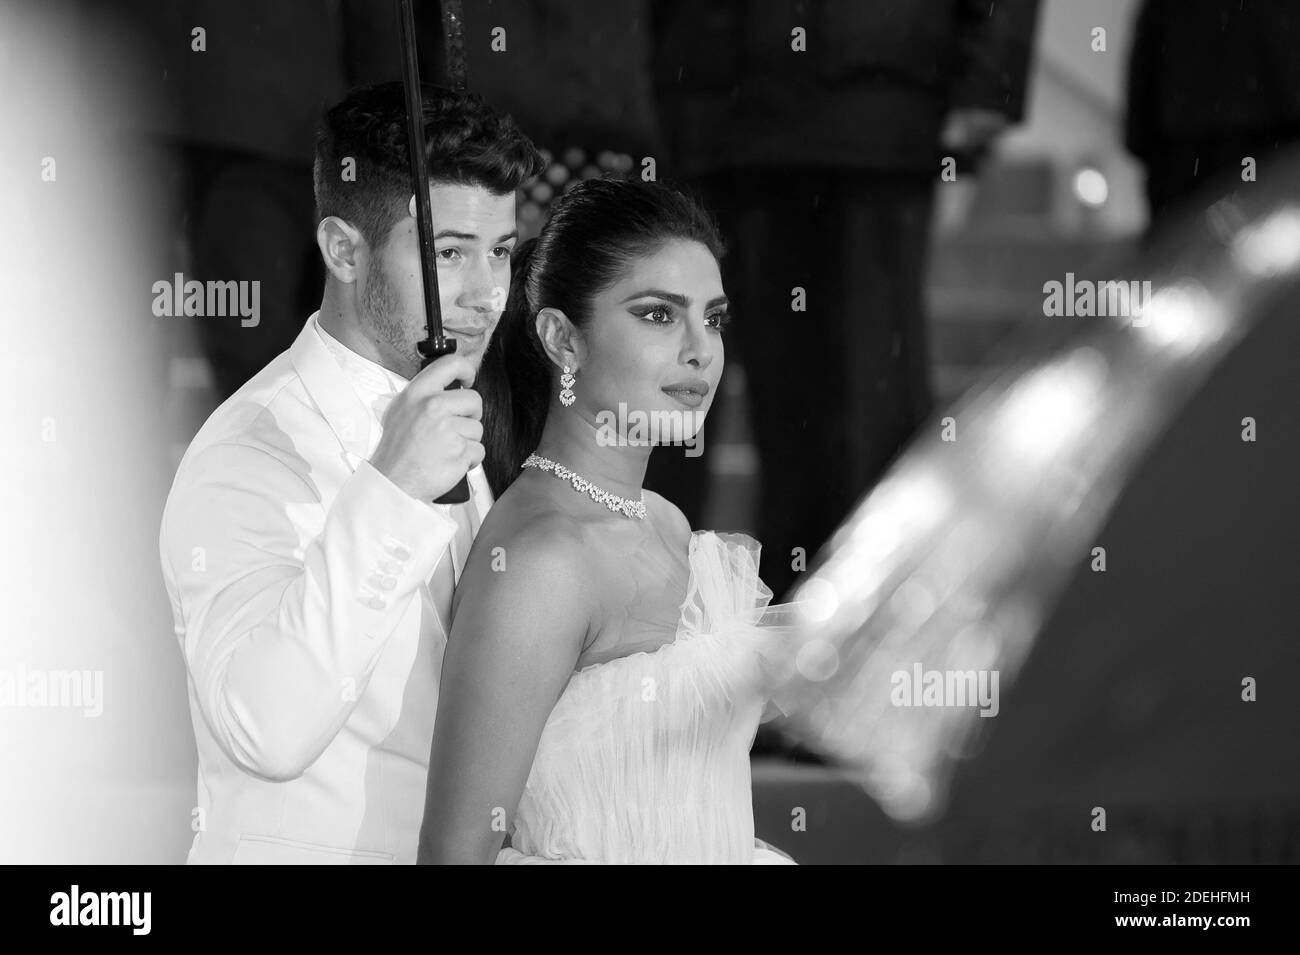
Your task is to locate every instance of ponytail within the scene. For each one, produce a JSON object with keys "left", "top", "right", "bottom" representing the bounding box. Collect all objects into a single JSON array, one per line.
[{"left": 480, "top": 236, "right": 548, "bottom": 497}]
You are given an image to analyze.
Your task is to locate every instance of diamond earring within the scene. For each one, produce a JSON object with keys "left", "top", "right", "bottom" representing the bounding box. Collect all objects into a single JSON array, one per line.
[{"left": 559, "top": 366, "right": 576, "bottom": 407}]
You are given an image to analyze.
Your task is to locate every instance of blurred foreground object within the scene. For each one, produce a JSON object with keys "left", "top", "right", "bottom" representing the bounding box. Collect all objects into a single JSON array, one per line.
[
  {"left": 0, "top": 0, "right": 193, "bottom": 862},
  {"left": 773, "top": 149, "right": 1300, "bottom": 825}
]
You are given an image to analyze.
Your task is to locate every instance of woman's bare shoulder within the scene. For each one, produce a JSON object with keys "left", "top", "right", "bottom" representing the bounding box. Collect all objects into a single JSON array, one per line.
[
  {"left": 449, "top": 507, "right": 596, "bottom": 676},
  {"left": 459, "top": 496, "right": 596, "bottom": 614},
  {"left": 643, "top": 488, "right": 692, "bottom": 542}
]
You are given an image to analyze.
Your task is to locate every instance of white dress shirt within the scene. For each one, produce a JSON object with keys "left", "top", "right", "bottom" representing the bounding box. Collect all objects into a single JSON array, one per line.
[{"left": 160, "top": 311, "right": 492, "bottom": 864}]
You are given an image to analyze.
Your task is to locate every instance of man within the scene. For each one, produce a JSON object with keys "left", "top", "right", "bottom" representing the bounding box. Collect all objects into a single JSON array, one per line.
[{"left": 159, "top": 82, "right": 544, "bottom": 863}]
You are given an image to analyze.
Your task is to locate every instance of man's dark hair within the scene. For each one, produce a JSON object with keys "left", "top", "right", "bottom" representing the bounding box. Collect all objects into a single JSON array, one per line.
[{"left": 313, "top": 81, "right": 544, "bottom": 251}]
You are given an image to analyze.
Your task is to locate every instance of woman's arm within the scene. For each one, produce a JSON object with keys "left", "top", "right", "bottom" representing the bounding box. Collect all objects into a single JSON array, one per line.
[{"left": 417, "top": 515, "right": 594, "bottom": 864}]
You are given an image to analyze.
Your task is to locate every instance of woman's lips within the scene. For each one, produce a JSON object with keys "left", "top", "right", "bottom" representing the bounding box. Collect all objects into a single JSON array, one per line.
[{"left": 661, "top": 382, "right": 709, "bottom": 408}]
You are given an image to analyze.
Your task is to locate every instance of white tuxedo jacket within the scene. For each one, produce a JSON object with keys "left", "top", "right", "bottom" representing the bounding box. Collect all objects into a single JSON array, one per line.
[{"left": 160, "top": 313, "right": 493, "bottom": 864}]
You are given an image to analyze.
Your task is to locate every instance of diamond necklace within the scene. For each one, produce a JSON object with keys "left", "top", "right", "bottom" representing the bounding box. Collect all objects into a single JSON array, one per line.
[{"left": 520, "top": 452, "right": 647, "bottom": 520}]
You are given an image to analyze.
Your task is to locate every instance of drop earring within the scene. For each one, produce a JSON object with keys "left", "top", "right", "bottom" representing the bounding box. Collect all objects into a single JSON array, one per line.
[{"left": 559, "top": 365, "right": 576, "bottom": 407}]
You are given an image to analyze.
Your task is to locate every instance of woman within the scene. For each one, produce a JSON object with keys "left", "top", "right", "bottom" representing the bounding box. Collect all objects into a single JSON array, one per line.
[{"left": 417, "top": 178, "right": 796, "bottom": 864}]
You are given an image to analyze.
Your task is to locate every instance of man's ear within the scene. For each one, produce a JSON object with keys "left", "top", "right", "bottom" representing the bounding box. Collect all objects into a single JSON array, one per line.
[
  {"left": 535, "top": 307, "right": 585, "bottom": 372},
  {"left": 316, "top": 216, "right": 365, "bottom": 283}
]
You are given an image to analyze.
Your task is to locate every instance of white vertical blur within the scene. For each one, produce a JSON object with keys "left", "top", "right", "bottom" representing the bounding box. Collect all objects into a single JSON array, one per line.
[{"left": 0, "top": 0, "right": 195, "bottom": 862}]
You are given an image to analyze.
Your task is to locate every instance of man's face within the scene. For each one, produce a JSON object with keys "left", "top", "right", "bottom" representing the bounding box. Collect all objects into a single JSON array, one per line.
[{"left": 359, "top": 182, "right": 517, "bottom": 380}]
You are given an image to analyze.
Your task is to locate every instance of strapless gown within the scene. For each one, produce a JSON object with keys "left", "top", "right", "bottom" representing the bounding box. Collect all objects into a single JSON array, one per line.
[{"left": 495, "top": 530, "right": 798, "bottom": 864}]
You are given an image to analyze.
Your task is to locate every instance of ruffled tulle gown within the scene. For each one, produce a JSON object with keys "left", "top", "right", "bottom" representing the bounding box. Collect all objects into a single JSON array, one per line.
[{"left": 495, "top": 530, "right": 797, "bottom": 865}]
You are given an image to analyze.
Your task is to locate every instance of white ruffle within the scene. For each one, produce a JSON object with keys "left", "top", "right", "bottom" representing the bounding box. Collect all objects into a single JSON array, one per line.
[{"left": 499, "top": 531, "right": 799, "bottom": 865}]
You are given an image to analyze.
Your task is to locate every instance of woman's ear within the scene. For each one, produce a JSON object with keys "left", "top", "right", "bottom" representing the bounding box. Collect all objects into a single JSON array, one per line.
[
  {"left": 535, "top": 307, "right": 585, "bottom": 372},
  {"left": 316, "top": 216, "right": 365, "bottom": 283}
]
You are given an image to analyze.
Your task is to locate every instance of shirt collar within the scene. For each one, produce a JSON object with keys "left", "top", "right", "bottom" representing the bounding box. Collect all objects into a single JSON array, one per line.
[
  {"left": 313, "top": 318, "right": 409, "bottom": 425},
  {"left": 309, "top": 313, "right": 495, "bottom": 512}
]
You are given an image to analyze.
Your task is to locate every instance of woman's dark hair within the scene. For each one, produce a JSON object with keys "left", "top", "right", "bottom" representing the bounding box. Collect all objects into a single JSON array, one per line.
[{"left": 478, "top": 177, "right": 726, "bottom": 497}]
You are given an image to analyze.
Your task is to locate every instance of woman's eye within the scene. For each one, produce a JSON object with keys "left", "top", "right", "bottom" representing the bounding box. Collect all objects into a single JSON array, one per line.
[
  {"left": 436, "top": 248, "right": 461, "bottom": 262},
  {"left": 490, "top": 246, "right": 511, "bottom": 259},
  {"left": 643, "top": 305, "right": 673, "bottom": 324},
  {"left": 706, "top": 311, "right": 730, "bottom": 330}
]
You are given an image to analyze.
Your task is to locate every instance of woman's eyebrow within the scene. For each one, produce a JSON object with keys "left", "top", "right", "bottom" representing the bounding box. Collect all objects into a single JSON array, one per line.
[
  {"left": 621, "top": 289, "right": 702, "bottom": 307},
  {"left": 621, "top": 289, "right": 690, "bottom": 306},
  {"left": 620, "top": 290, "right": 730, "bottom": 309}
]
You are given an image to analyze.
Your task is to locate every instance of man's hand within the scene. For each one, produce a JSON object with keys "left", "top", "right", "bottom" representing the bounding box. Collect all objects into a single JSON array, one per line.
[{"left": 369, "top": 353, "right": 483, "bottom": 503}]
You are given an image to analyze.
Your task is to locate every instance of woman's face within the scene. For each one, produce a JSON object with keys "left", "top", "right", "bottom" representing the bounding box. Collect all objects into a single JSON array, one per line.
[{"left": 577, "top": 238, "right": 727, "bottom": 449}]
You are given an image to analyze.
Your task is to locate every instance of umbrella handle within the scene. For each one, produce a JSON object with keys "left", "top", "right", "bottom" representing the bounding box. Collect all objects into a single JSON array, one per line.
[{"left": 397, "top": 0, "right": 470, "bottom": 504}]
